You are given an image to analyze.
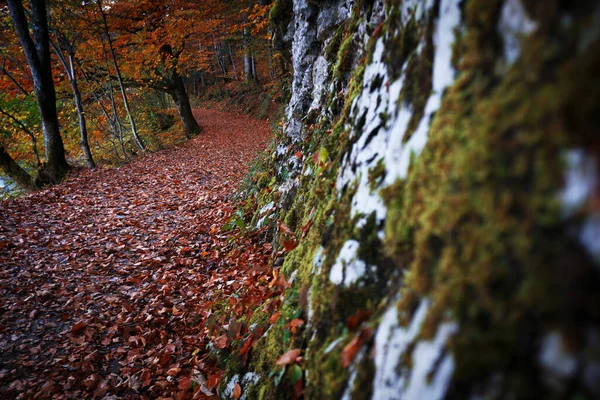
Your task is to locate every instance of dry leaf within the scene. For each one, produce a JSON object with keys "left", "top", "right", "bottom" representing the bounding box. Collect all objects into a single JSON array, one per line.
[
  {"left": 232, "top": 382, "right": 242, "bottom": 399},
  {"left": 276, "top": 349, "right": 301, "bottom": 366}
]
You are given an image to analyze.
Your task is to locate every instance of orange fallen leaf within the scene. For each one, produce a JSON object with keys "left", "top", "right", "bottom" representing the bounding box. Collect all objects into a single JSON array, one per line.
[
  {"left": 269, "top": 312, "right": 281, "bottom": 324},
  {"left": 346, "top": 309, "right": 373, "bottom": 330},
  {"left": 341, "top": 328, "right": 373, "bottom": 367},
  {"left": 282, "top": 239, "right": 298, "bottom": 251},
  {"left": 278, "top": 221, "right": 294, "bottom": 236},
  {"left": 289, "top": 318, "right": 304, "bottom": 334},
  {"left": 233, "top": 382, "right": 242, "bottom": 399},
  {"left": 276, "top": 349, "right": 301, "bottom": 366},
  {"left": 71, "top": 320, "right": 87, "bottom": 334}
]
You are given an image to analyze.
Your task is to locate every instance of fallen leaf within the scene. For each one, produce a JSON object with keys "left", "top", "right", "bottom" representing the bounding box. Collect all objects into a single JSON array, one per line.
[
  {"left": 341, "top": 328, "right": 373, "bottom": 368},
  {"left": 71, "top": 320, "right": 87, "bottom": 334},
  {"left": 213, "top": 334, "right": 229, "bottom": 349},
  {"left": 276, "top": 349, "right": 301, "bottom": 366},
  {"left": 233, "top": 382, "right": 242, "bottom": 399},
  {"left": 282, "top": 239, "right": 298, "bottom": 251},
  {"left": 289, "top": 318, "right": 304, "bottom": 334}
]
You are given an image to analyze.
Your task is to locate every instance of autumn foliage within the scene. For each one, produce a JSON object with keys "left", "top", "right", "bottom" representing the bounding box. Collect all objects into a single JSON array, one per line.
[{"left": 0, "top": 0, "right": 278, "bottom": 189}]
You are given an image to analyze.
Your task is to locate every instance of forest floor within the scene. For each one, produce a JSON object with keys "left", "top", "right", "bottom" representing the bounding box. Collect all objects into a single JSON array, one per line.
[{"left": 0, "top": 109, "right": 279, "bottom": 399}]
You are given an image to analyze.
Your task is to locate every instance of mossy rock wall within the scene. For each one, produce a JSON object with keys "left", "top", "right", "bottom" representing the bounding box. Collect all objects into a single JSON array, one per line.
[{"left": 228, "top": 0, "right": 600, "bottom": 399}]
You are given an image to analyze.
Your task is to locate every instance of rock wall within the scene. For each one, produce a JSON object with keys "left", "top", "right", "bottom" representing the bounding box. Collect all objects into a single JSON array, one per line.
[{"left": 229, "top": 0, "right": 600, "bottom": 398}]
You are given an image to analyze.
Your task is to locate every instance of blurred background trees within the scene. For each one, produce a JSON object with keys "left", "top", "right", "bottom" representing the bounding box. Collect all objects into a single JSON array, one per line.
[{"left": 0, "top": 0, "right": 284, "bottom": 195}]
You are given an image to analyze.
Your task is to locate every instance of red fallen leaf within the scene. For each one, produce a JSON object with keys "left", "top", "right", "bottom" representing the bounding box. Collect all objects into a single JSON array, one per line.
[
  {"left": 233, "top": 382, "right": 242, "bottom": 399},
  {"left": 312, "top": 151, "right": 320, "bottom": 165},
  {"left": 269, "top": 312, "right": 281, "bottom": 324},
  {"left": 282, "top": 239, "right": 298, "bottom": 251},
  {"left": 289, "top": 318, "right": 304, "bottom": 334},
  {"left": 141, "top": 369, "right": 152, "bottom": 387},
  {"left": 300, "top": 218, "right": 313, "bottom": 237},
  {"left": 276, "top": 349, "right": 301, "bottom": 366},
  {"left": 292, "top": 378, "right": 304, "bottom": 400},
  {"left": 341, "top": 327, "right": 373, "bottom": 368},
  {"left": 207, "top": 371, "right": 224, "bottom": 389},
  {"left": 273, "top": 274, "right": 291, "bottom": 290},
  {"left": 239, "top": 336, "right": 255, "bottom": 357},
  {"left": 82, "top": 374, "right": 100, "bottom": 391},
  {"left": 178, "top": 376, "right": 192, "bottom": 390},
  {"left": 167, "top": 367, "right": 182, "bottom": 376},
  {"left": 278, "top": 221, "right": 294, "bottom": 236},
  {"left": 164, "top": 343, "right": 176, "bottom": 353},
  {"left": 213, "top": 334, "right": 229, "bottom": 349},
  {"left": 346, "top": 309, "right": 374, "bottom": 330},
  {"left": 71, "top": 320, "right": 87, "bottom": 334}
]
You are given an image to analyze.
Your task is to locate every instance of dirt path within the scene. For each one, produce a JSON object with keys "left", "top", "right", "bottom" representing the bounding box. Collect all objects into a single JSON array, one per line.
[{"left": 0, "top": 109, "right": 274, "bottom": 399}]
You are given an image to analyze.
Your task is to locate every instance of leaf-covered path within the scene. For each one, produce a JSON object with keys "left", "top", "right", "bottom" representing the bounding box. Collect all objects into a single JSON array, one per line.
[{"left": 0, "top": 109, "right": 274, "bottom": 399}]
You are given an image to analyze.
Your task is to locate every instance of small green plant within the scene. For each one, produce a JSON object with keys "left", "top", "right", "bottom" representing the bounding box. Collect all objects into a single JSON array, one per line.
[{"left": 222, "top": 208, "right": 248, "bottom": 233}]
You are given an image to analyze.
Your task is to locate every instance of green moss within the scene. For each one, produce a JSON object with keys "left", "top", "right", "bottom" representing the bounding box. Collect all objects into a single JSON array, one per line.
[
  {"left": 333, "top": 34, "right": 356, "bottom": 81},
  {"left": 384, "top": 7, "right": 420, "bottom": 80},
  {"left": 368, "top": 159, "right": 386, "bottom": 191},
  {"left": 269, "top": 0, "right": 293, "bottom": 30},
  {"left": 326, "top": 26, "right": 346, "bottom": 62},
  {"left": 398, "top": 12, "right": 435, "bottom": 143},
  {"left": 382, "top": 3, "right": 600, "bottom": 397}
]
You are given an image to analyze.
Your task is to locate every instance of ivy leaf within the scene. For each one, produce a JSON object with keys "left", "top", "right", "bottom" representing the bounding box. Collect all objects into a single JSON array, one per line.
[{"left": 287, "top": 364, "right": 303, "bottom": 384}]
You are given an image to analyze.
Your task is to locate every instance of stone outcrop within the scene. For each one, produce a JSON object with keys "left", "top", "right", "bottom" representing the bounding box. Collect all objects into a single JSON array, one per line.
[{"left": 227, "top": 0, "right": 600, "bottom": 398}]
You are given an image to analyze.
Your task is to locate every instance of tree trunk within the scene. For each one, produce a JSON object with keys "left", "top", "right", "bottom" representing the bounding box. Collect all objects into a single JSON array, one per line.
[
  {"left": 68, "top": 55, "right": 96, "bottom": 168},
  {"left": 168, "top": 73, "right": 201, "bottom": 139},
  {"left": 7, "top": 0, "right": 69, "bottom": 184},
  {"left": 243, "top": 30, "right": 252, "bottom": 83},
  {"left": 228, "top": 44, "right": 238, "bottom": 80},
  {"left": 251, "top": 52, "right": 258, "bottom": 84},
  {"left": 51, "top": 38, "right": 96, "bottom": 169},
  {"left": 0, "top": 146, "right": 33, "bottom": 190},
  {"left": 97, "top": 0, "right": 146, "bottom": 152}
]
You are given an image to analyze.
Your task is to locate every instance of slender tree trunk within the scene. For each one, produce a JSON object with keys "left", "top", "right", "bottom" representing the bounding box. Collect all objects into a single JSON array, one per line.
[
  {"left": 228, "top": 44, "right": 238, "bottom": 79},
  {"left": 168, "top": 72, "right": 201, "bottom": 139},
  {"left": 68, "top": 55, "right": 95, "bottom": 168},
  {"left": 243, "top": 30, "right": 252, "bottom": 83},
  {"left": 251, "top": 53, "right": 258, "bottom": 84},
  {"left": 51, "top": 39, "right": 96, "bottom": 169},
  {"left": 76, "top": 56, "right": 129, "bottom": 162},
  {"left": 101, "top": 54, "right": 128, "bottom": 160},
  {"left": 7, "top": 0, "right": 69, "bottom": 184},
  {"left": 97, "top": 0, "right": 146, "bottom": 152},
  {"left": 0, "top": 146, "right": 34, "bottom": 190}
]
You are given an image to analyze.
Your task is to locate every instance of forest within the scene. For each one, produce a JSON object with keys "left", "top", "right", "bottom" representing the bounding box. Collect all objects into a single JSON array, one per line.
[
  {"left": 2, "top": 0, "right": 600, "bottom": 399},
  {"left": 0, "top": 0, "right": 277, "bottom": 193}
]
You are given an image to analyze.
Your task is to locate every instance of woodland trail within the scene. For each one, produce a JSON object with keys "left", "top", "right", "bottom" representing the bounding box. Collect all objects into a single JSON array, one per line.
[{"left": 0, "top": 109, "right": 275, "bottom": 399}]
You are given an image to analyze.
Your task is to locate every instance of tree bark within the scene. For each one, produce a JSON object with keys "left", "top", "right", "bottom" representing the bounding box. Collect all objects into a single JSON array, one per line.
[
  {"left": 168, "top": 72, "right": 201, "bottom": 139},
  {"left": 7, "top": 0, "right": 69, "bottom": 184},
  {"left": 243, "top": 29, "right": 252, "bottom": 83},
  {"left": 68, "top": 54, "right": 96, "bottom": 168},
  {"left": 50, "top": 39, "right": 96, "bottom": 169},
  {"left": 0, "top": 146, "right": 33, "bottom": 190},
  {"left": 228, "top": 44, "right": 238, "bottom": 80},
  {"left": 97, "top": 0, "right": 146, "bottom": 152}
]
